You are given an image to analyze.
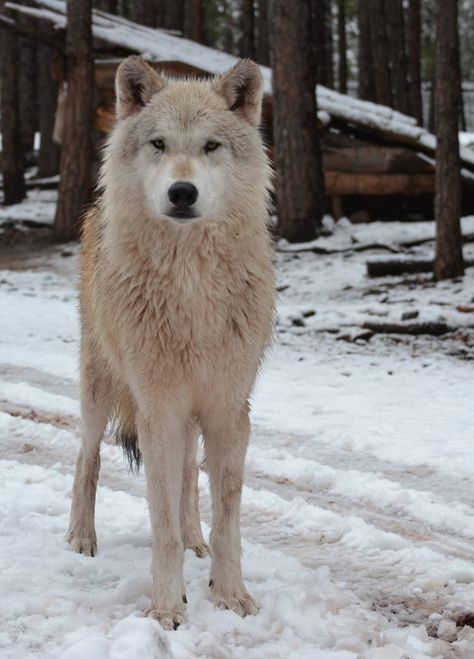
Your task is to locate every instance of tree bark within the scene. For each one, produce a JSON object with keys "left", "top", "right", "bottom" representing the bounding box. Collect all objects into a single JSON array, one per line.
[
  {"left": 405, "top": 0, "right": 423, "bottom": 124},
  {"left": 368, "top": 0, "right": 392, "bottom": 107},
  {"left": 383, "top": 0, "right": 408, "bottom": 114},
  {"left": 163, "top": 0, "right": 183, "bottom": 31},
  {"left": 357, "top": 0, "right": 375, "bottom": 101},
  {"left": 324, "top": 0, "right": 334, "bottom": 88},
  {"left": 184, "top": 0, "right": 202, "bottom": 42},
  {"left": 0, "top": 22, "right": 26, "bottom": 205},
  {"left": 311, "top": 0, "right": 327, "bottom": 86},
  {"left": 18, "top": 4, "right": 37, "bottom": 156},
  {"left": 54, "top": 0, "right": 94, "bottom": 242},
  {"left": 270, "top": 0, "right": 325, "bottom": 242},
  {"left": 434, "top": 0, "right": 464, "bottom": 279},
  {"left": 130, "top": 0, "right": 162, "bottom": 28},
  {"left": 37, "top": 45, "right": 60, "bottom": 178},
  {"left": 337, "top": 0, "right": 347, "bottom": 94},
  {"left": 241, "top": 0, "right": 255, "bottom": 59},
  {"left": 256, "top": 0, "right": 270, "bottom": 65},
  {"left": 94, "top": 0, "right": 116, "bottom": 12}
]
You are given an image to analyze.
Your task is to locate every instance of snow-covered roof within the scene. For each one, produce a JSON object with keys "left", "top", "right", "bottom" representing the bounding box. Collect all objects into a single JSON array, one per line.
[{"left": 6, "top": 0, "right": 474, "bottom": 170}]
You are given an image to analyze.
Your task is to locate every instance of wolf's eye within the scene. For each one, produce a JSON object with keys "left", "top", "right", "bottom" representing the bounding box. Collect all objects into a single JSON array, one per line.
[
  {"left": 205, "top": 141, "right": 221, "bottom": 153},
  {"left": 151, "top": 138, "right": 165, "bottom": 152}
]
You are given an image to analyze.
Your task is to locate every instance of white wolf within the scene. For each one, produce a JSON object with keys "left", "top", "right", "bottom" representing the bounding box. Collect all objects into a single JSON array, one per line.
[{"left": 66, "top": 55, "right": 275, "bottom": 630}]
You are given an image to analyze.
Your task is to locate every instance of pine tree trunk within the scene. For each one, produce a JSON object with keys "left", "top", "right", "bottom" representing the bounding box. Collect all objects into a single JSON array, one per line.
[
  {"left": 357, "top": 0, "right": 375, "bottom": 101},
  {"left": 270, "top": 0, "right": 325, "bottom": 242},
  {"left": 131, "top": 0, "right": 161, "bottom": 27},
  {"left": 242, "top": 0, "right": 255, "bottom": 59},
  {"left": 405, "top": 0, "right": 423, "bottom": 124},
  {"left": 184, "top": 0, "right": 202, "bottom": 42},
  {"left": 164, "top": 0, "right": 183, "bottom": 31},
  {"left": 337, "top": 0, "right": 347, "bottom": 94},
  {"left": 18, "top": 5, "right": 37, "bottom": 157},
  {"left": 384, "top": 0, "right": 408, "bottom": 114},
  {"left": 37, "top": 45, "right": 60, "bottom": 179},
  {"left": 324, "top": 0, "right": 334, "bottom": 88},
  {"left": 1, "top": 23, "right": 26, "bottom": 205},
  {"left": 94, "top": 0, "right": 116, "bottom": 12},
  {"left": 434, "top": 0, "right": 464, "bottom": 279},
  {"left": 311, "top": 0, "right": 327, "bottom": 86},
  {"left": 368, "top": 0, "right": 392, "bottom": 107},
  {"left": 54, "top": 0, "right": 94, "bottom": 242},
  {"left": 256, "top": 0, "right": 270, "bottom": 65}
]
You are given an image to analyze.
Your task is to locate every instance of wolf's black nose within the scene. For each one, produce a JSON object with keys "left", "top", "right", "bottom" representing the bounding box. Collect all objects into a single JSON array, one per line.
[{"left": 168, "top": 181, "right": 198, "bottom": 208}]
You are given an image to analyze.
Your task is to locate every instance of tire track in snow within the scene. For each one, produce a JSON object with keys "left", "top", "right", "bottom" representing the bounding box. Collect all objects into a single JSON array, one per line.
[{"left": 2, "top": 400, "right": 474, "bottom": 653}]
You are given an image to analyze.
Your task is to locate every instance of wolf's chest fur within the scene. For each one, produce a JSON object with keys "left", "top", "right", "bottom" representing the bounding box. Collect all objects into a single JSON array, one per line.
[{"left": 96, "top": 221, "right": 269, "bottom": 377}]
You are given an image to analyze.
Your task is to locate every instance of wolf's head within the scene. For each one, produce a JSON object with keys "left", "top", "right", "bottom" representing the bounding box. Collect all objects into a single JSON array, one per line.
[{"left": 101, "top": 56, "right": 270, "bottom": 226}]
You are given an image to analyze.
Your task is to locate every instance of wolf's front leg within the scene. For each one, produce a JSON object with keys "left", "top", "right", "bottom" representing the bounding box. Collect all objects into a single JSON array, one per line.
[
  {"left": 180, "top": 421, "right": 210, "bottom": 559},
  {"left": 137, "top": 411, "right": 187, "bottom": 630},
  {"left": 203, "top": 403, "right": 259, "bottom": 617}
]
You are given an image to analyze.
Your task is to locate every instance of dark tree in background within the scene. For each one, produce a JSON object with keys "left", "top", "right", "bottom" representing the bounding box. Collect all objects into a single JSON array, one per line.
[
  {"left": 0, "top": 3, "right": 26, "bottom": 205},
  {"left": 384, "top": 0, "right": 408, "bottom": 114},
  {"left": 54, "top": 0, "right": 94, "bottom": 242},
  {"left": 184, "top": 0, "right": 202, "bottom": 42},
  {"left": 256, "top": 0, "right": 270, "bottom": 65},
  {"left": 18, "top": 5, "right": 37, "bottom": 156},
  {"left": 270, "top": 0, "right": 324, "bottom": 242},
  {"left": 357, "top": 0, "right": 375, "bottom": 101},
  {"left": 406, "top": 0, "right": 423, "bottom": 124},
  {"left": 434, "top": 0, "right": 464, "bottom": 279},
  {"left": 368, "top": 0, "right": 392, "bottom": 107},
  {"left": 311, "top": 0, "right": 333, "bottom": 88},
  {"left": 94, "top": 0, "right": 116, "bottom": 11},
  {"left": 337, "top": 0, "right": 347, "bottom": 94},
  {"left": 164, "top": 0, "right": 183, "bottom": 31},
  {"left": 241, "top": 0, "right": 255, "bottom": 59},
  {"left": 324, "top": 0, "right": 333, "bottom": 88},
  {"left": 131, "top": 0, "right": 162, "bottom": 28},
  {"left": 37, "top": 45, "right": 60, "bottom": 178}
]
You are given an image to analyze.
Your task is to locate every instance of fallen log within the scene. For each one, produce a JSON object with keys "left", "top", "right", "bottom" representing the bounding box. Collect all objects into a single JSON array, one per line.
[
  {"left": 362, "top": 321, "right": 456, "bottom": 336},
  {"left": 323, "top": 145, "right": 434, "bottom": 175},
  {"left": 278, "top": 242, "right": 401, "bottom": 255},
  {"left": 325, "top": 172, "right": 435, "bottom": 196},
  {"left": 367, "top": 257, "right": 474, "bottom": 277}
]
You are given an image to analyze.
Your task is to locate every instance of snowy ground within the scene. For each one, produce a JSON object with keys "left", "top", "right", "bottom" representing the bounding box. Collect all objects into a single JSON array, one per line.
[{"left": 1, "top": 213, "right": 474, "bottom": 658}]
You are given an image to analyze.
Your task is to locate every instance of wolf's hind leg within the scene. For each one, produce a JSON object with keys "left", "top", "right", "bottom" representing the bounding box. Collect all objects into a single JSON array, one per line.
[
  {"left": 66, "top": 346, "right": 114, "bottom": 557},
  {"left": 181, "top": 420, "right": 210, "bottom": 559}
]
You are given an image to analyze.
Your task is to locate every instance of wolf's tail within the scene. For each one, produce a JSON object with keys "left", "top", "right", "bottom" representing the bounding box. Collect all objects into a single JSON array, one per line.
[{"left": 114, "top": 391, "right": 141, "bottom": 472}]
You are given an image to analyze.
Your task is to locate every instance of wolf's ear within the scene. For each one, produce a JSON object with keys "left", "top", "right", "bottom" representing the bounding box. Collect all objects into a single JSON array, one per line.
[
  {"left": 214, "top": 60, "right": 263, "bottom": 127},
  {"left": 115, "top": 56, "right": 166, "bottom": 120}
]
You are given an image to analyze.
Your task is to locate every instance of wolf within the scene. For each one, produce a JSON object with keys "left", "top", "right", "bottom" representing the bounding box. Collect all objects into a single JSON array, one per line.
[{"left": 66, "top": 55, "right": 275, "bottom": 630}]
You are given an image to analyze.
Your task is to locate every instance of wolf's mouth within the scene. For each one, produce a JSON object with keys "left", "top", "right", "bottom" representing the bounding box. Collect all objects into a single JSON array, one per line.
[{"left": 166, "top": 208, "right": 199, "bottom": 221}]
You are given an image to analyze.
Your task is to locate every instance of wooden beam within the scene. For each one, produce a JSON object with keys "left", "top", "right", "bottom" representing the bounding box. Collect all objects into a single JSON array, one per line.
[{"left": 325, "top": 172, "right": 435, "bottom": 196}]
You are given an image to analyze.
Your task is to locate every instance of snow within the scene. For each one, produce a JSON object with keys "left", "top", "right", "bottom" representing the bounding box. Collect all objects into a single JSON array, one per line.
[
  {"left": 0, "top": 187, "right": 57, "bottom": 227},
  {"left": 1, "top": 216, "right": 474, "bottom": 658}
]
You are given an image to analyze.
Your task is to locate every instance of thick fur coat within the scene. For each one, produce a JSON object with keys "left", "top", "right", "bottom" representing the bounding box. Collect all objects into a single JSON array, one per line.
[{"left": 67, "top": 56, "right": 275, "bottom": 630}]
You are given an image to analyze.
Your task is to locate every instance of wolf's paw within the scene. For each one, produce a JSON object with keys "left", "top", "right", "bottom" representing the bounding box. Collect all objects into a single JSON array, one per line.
[
  {"left": 186, "top": 541, "right": 211, "bottom": 559},
  {"left": 66, "top": 529, "right": 97, "bottom": 557},
  {"left": 146, "top": 607, "right": 187, "bottom": 631},
  {"left": 209, "top": 581, "right": 260, "bottom": 617}
]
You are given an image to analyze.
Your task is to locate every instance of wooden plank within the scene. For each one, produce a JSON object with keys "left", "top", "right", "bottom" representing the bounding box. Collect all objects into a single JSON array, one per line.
[
  {"left": 325, "top": 172, "right": 435, "bottom": 196},
  {"left": 323, "top": 146, "right": 433, "bottom": 175}
]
